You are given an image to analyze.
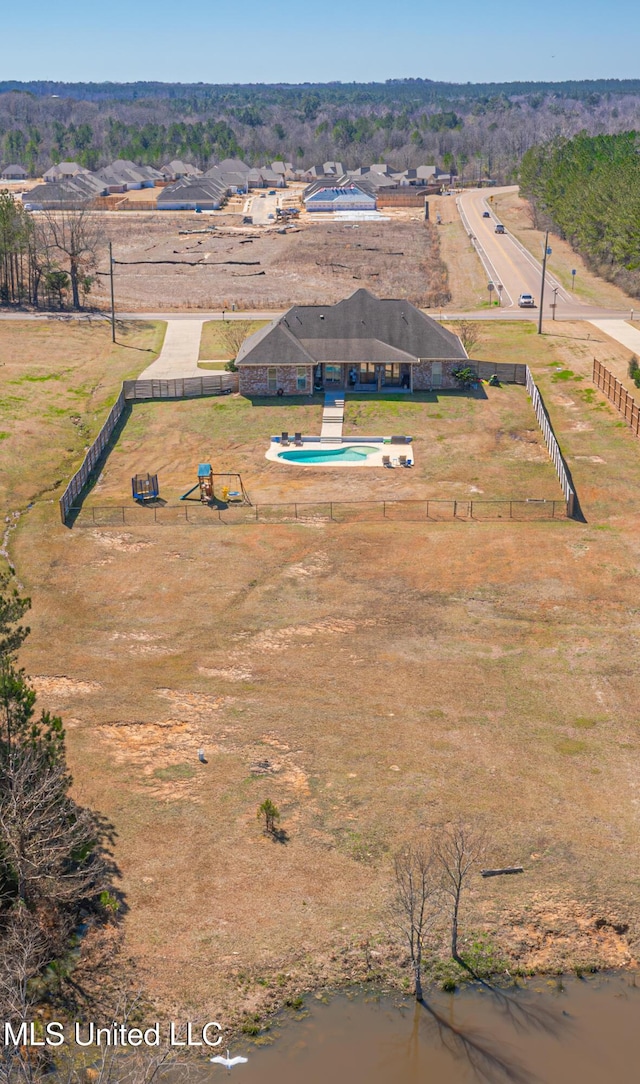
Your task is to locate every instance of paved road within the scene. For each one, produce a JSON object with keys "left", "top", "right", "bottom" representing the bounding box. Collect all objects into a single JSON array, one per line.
[
  {"left": 245, "top": 190, "right": 280, "bottom": 225},
  {"left": 457, "top": 186, "right": 610, "bottom": 320}
]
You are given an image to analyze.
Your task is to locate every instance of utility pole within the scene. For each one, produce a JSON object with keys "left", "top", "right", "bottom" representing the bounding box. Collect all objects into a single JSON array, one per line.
[
  {"left": 109, "top": 241, "right": 116, "bottom": 343},
  {"left": 537, "top": 231, "right": 549, "bottom": 335}
]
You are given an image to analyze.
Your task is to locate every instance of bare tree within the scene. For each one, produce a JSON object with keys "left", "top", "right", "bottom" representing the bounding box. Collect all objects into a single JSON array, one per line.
[
  {"left": 453, "top": 320, "right": 483, "bottom": 357},
  {"left": 0, "top": 745, "right": 109, "bottom": 914},
  {"left": 218, "top": 319, "right": 257, "bottom": 364},
  {"left": 36, "top": 206, "right": 103, "bottom": 309},
  {"left": 434, "top": 822, "right": 485, "bottom": 965},
  {"left": 389, "top": 844, "right": 437, "bottom": 1001}
]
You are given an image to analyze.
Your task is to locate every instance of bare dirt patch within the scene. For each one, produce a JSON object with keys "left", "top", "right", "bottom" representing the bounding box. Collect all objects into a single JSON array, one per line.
[{"left": 89, "top": 213, "right": 450, "bottom": 311}]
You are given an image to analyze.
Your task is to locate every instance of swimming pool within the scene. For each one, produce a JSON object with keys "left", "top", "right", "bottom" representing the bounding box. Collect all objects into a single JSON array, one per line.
[{"left": 278, "top": 445, "right": 379, "bottom": 464}]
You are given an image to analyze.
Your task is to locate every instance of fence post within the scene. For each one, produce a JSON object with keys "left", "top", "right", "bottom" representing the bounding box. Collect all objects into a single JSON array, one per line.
[
  {"left": 470, "top": 500, "right": 473, "bottom": 519},
  {"left": 509, "top": 501, "right": 513, "bottom": 519},
  {"left": 383, "top": 501, "right": 386, "bottom": 518},
  {"left": 330, "top": 502, "right": 334, "bottom": 521},
  {"left": 453, "top": 500, "right": 457, "bottom": 518},
  {"left": 121, "top": 507, "right": 125, "bottom": 524}
]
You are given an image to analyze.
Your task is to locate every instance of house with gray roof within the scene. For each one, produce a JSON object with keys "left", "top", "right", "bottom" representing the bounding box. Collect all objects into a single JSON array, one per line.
[
  {"left": 236, "top": 289, "right": 467, "bottom": 396},
  {"left": 43, "top": 162, "right": 89, "bottom": 183},
  {"left": 96, "top": 160, "right": 162, "bottom": 191},
  {"left": 1, "top": 163, "right": 28, "bottom": 180},
  {"left": 22, "top": 173, "right": 107, "bottom": 209},
  {"left": 160, "top": 160, "right": 202, "bottom": 180},
  {"left": 156, "top": 175, "right": 227, "bottom": 210}
]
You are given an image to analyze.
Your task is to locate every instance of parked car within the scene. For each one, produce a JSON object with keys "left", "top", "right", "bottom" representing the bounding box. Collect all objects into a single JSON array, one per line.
[
  {"left": 494, "top": 224, "right": 506, "bottom": 234},
  {"left": 518, "top": 293, "right": 536, "bottom": 308},
  {"left": 268, "top": 190, "right": 276, "bottom": 195},
  {"left": 482, "top": 211, "right": 491, "bottom": 218},
  {"left": 267, "top": 213, "right": 275, "bottom": 219}
]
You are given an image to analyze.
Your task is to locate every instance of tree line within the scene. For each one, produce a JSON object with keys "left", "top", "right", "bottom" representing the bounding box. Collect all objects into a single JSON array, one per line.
[
  {"left": 0, "top": 193, "right": 100, "bottom": 308},
  {"left": 2, "top": 81, "right": 640, "bottom": 181},
  {"left": 0, "top": 577, "right": 120, "bottom": 1082},
  {"left": 520, "top": 130, "right": 640, "bottom": 297}
]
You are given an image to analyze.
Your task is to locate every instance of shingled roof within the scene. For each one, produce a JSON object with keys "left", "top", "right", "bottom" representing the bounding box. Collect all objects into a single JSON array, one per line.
[{"left": 236, "top": 290, "right": 467, "bottom": 367}]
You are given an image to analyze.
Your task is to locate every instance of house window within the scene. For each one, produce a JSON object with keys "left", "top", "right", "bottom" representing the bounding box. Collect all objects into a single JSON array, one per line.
[
  {"left": 267, "top": 367, "right": 277, "bottom": 392},
  {"left": 431, "top": 361, "right": 442, "bottom": 388},
  {"left": 296, "top": 367, "right": 307, "bottom": 392}
]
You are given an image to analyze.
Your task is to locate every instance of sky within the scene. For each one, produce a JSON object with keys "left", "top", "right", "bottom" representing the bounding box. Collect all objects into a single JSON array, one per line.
[{"left": 3, "top": 0, "right": 639, "bottom": 84}]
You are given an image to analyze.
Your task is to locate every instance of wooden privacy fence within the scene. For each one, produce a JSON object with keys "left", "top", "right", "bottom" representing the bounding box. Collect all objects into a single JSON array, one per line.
[
  {"left": 525, "top": 366, "right": 575, "bottom": 517},
  {"left": 472, "top": 361, "right": 527, "bottom": 384},
  {"left": 59, "top": 373, "right": 238, "bottom": 523},
  {"left": 123, "top": 373, "right": 238, "bottom": 401},
  {"left": 593, "top": 359, "right": 640, "bottom": 437},
  {"left": 59, "top": 388, "right": 126, "bottom": 524}
]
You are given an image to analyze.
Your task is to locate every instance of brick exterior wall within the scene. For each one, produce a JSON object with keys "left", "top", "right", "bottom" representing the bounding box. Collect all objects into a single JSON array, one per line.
[
  {"left": 412, "top": 359, "right": 462, "bottom": 391},
  {"left": 238, "top": 365, "right": 314, "bottom": 397}
]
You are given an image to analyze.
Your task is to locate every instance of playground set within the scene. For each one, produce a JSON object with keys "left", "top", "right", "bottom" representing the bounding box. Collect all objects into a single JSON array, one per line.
[{"left": 179, "top": 464, "right": 251, "bottom": 506}]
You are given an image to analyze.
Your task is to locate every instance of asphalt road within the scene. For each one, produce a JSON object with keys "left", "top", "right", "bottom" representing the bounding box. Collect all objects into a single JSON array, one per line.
[{"left": 457, "top": 186, "right": 598, "bottom": 319}]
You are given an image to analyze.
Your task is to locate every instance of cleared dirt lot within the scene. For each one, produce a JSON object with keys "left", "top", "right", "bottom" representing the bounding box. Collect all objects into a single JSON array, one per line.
[
  {"left": 7, "top": 318, "right": 640, "bottom": 1026},
  {"left": 90, "top": 212, "right": 450, "bottom": 311}
]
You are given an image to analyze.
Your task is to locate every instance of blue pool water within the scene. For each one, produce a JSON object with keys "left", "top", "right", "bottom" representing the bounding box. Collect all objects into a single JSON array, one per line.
[{"left": 278, "top": 445, "right": 379, "bottom": 464}]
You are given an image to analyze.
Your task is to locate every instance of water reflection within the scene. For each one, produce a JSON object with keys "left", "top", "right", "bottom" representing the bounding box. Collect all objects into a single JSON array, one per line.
[{"left": 199, "top": 974, "right": 640, "bottom": 1084}]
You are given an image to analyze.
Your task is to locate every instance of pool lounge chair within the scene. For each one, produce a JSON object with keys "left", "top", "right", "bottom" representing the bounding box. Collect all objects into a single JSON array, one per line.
[
  {"left": 382, "top": 455, "right": 394, "bottom": 468},
  {"left": 294, "top": 432, "right": 303, "bottom": 445},
  {"left": 281, "top": 431, "right": 290, "bottom": 446}
]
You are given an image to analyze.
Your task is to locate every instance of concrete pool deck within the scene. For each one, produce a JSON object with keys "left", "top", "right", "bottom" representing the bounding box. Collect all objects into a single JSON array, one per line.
[{"left": 265, "top": 439, "right": 415, "bottom": 468}]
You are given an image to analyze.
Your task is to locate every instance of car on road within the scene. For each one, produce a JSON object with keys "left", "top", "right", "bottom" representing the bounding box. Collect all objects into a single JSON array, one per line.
[
  {"left": 494, "top": 224, "right": 506, "bottom": 234},
  {"left": 518, "top": 293, "right": 536, "bottom": 308},
  {"left": 482, "top": 211, "right": 491, "bottom": 218},
  {"left": 268, "top": 190, "right": 276, "bottom": 195}
]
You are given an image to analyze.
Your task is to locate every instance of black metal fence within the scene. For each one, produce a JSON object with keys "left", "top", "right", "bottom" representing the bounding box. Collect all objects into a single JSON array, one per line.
[{"left": 72, "top": 497, "right": 568, "bottom": 528}]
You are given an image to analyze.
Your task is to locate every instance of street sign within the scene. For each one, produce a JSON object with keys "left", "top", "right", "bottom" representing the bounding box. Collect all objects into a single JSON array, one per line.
[
  {"left": 547, "top": 247, "right": 552, "bottom": 255},
  {"left": 571, "top": 269, "right": 576, "bottom": 276},
  {"left": 488, "top": 282, "right": 494, "bottom": 291}
]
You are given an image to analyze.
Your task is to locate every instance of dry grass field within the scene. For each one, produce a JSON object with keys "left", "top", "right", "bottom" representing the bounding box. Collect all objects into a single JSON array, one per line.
[
  {"left": 0, "top": 319, "right": 165, "bottom": 510},
  {"left": 89, "top": 213, "right": 450, "bottom": 311},
  {"left": 6, "top": 317, "right": 640, "bottom": 1029},
  {"left": 428, "top": 194, "right": 490, "bottom": 311}
]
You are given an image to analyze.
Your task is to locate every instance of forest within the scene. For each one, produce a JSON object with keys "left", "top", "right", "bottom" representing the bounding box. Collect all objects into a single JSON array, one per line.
[
  {"left": 520, "top": 131, "right": 640, "bottom": 297},
  {"left": 1, "top": 79, "right": 640, "bottom": 181}
]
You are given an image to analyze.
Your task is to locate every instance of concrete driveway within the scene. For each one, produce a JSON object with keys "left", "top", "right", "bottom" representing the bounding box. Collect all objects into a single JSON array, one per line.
[{"left": 138, "top": 319, "right": 205, "bottom": 378}]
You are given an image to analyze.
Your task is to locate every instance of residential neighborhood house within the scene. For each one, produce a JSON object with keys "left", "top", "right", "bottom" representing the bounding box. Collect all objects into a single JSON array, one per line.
[{"left": 235, "top": 289, "right": 468, "bottom": 395}]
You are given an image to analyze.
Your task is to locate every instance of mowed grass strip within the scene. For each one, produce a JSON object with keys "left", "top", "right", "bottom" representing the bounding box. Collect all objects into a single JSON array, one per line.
[
  {"left": 0, "top": 320, "right": 166, "bottom": 510},
  {"left": 198, "top": 320, "right": 268, "bottom": 361}
]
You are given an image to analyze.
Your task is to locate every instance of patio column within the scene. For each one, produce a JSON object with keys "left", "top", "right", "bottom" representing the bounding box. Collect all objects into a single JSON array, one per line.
[{"left": 410, "top": 365, "right": 414, "bottom": 393}]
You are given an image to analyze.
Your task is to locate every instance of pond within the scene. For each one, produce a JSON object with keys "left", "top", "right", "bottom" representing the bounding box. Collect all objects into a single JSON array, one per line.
[{"left": 208, "top": 973, "right": 640, "bottom": 1084}]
